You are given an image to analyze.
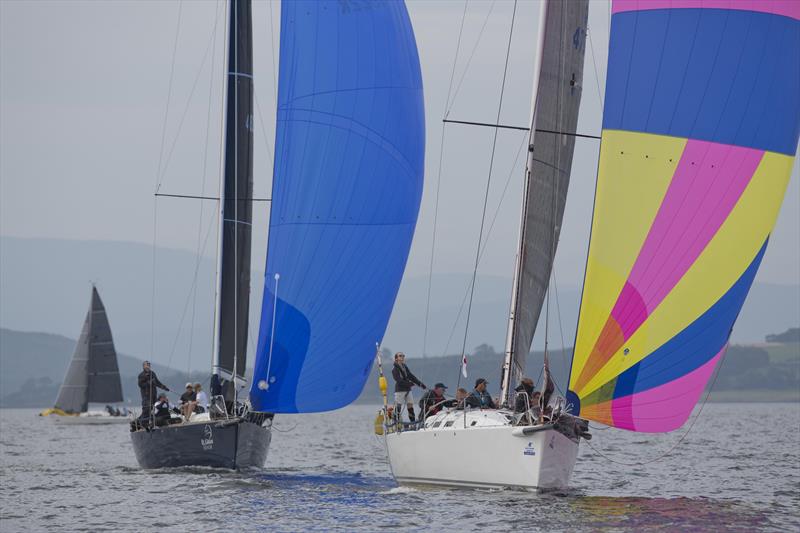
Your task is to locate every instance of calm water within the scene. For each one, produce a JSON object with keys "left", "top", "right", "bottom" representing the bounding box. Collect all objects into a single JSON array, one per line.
[{"left": 1, "top": 403, "right": 798, "bottom": 532}]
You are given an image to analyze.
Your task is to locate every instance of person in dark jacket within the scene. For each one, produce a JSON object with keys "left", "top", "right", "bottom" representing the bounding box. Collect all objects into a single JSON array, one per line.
[
  {"left": 138, "top": 361, "right": 169, "bottom": 418},
  {"left": 153, "top": 393, "right": 174, "bottom": 427},
  {"left": 466, "top": 378, "right": 497, "bottom": 409},
  {"left": 392, "top": 352, "right": 426, "bottom": 423},
  {"left": 513, "top": 377, "right": 536, "bottom": 412},
  {"left": 419, "top": 383, "right": 455, "bottom": 418}
]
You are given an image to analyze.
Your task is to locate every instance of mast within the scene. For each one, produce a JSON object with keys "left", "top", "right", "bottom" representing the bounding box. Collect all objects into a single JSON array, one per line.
[
  {"left": 500, "top": 0, "right": 588, "bottom": 406},
  {"left": 500, "top": 0, "right": 549, "bottom": 406},
  {"left": 211, "top": 0, "right": 254, "bottom": 403}
]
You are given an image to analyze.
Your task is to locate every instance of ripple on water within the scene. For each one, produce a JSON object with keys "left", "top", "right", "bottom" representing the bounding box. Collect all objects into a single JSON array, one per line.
[{"left": 0, "top": 404, "right": 798, "bottom": 532}]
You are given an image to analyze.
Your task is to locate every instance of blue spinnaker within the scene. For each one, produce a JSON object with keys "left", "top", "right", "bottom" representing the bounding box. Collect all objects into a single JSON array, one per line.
[{"left": 250, "top": 0, "right": 425, "bottom": 413}]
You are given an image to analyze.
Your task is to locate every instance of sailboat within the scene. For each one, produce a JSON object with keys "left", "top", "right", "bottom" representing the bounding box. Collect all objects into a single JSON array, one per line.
[
  {"left": 130, "top": 0, "right": 271, "bottom": 469},
  {"left": 384, "top": 0, "right": 590, "bottom": 490},
  {"left": 131, "top": 0, "right": 425, "bottom": 468},
  {"left": 383, "top": 0, "right": 800, "bottom": 490},
  {"left": 40, "top": 286, "right": 129, "bottom": 425}
]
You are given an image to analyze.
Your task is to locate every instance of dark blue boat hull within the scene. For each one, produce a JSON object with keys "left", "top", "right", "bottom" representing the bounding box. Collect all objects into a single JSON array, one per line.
[{"left": 130, "top": 418, "right": 271, "bottom": 469}]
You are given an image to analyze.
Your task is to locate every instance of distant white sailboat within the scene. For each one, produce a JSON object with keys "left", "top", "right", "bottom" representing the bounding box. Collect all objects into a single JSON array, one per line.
[{"left": 40, "top": 286, "right": 130, "bottom": 425}]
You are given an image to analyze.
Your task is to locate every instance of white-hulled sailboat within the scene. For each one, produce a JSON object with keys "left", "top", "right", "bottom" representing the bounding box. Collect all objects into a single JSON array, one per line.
[
  {"left": 384, "top": 0, "right": 591, "bottom": 490},
  {"left": 382, "top": 0, "right": 799, "bottom": 490}
]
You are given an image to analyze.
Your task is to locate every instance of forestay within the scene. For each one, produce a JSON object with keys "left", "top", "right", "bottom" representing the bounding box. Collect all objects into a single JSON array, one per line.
[
  {"left": 250, "top": 0, "right": 425, "bottom": 413},
  {"left": 567, "top": 1, "right": 800, "bottom": 432},
  {"left": 54, "top": 287, "right": 123, "bottom": 413}
]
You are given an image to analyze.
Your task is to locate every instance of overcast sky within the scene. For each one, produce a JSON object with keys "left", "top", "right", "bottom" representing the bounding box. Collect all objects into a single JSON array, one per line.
[{"left": 2, "top": 0, "right": 798, "bottom": 294}]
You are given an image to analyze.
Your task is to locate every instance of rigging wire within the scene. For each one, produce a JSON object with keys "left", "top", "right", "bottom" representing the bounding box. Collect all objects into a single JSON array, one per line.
[
  {"left": 421, "top": 0, "right": 469, "bottom": 359},
  {"left": 542, "top": 0, "right": 570, "bottom": 382},
  {"left": 157, "top": 21, "right": 224, "bottom": 190},
  {"left": 188, "top": 0, "right": 222, "bottom": 376},
  {"left": 151, "top": 0, "right": 183, "bottom": 366},
  {"left": 166, "top": 215, "right": 218, "bottom": 370},
  {"left": 438, "top": 131, "right": 528, "bottom": 359},
  {"left": 550, "top": 267, "right": 569, "bottom": 394},
  {"left": 445, "top": 0, "right": 499, "bottom": 119},
  {"left": 587, "top": 26, "right": 605, "bottom": 111},
  {"left": 457, "top": 0, "right": 519, "bottom": 390},
  {"left": 583, "top": 346, "right": 731, "bottom": 466}
]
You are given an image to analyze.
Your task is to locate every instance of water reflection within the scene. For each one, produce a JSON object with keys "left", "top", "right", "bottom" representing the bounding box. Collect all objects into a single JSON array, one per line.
[{"left": 566, "top": 496, "right": 770, "bottom": 532}]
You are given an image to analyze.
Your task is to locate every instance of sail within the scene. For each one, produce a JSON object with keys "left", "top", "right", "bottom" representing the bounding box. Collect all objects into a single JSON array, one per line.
[
  {"left": 502, "top": 0, "right": 589, "bottom": 402},
  {"left": 250, "top": 0, "right": 425, "bottom": 413},
  {"left": 567, "top": 1, "right": 800, "bottom": 432},
  {"left": 214, "top": 0, "right": 254, "bottom": 391},
  {"left": 54, "top": 287, "right": 123, "bottom": 413}
]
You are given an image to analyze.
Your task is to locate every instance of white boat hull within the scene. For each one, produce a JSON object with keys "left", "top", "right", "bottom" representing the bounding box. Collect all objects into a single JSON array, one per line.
[{"left": 385, "top": 410, "right": 579, "bottom": 490}]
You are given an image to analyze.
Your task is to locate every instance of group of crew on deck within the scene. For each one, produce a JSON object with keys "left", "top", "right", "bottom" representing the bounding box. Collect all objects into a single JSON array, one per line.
[
  {"left": 391, "top": 352, "right": 548, "bottom": 424},
  {"left": 136, "top": 360, "right": 210, "bottom": 426}
]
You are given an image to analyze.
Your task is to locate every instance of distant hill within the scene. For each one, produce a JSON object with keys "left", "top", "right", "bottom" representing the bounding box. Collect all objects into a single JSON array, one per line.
[
  {"left": 3, "top": 327, "right": 796, "bottom": 408},
  {"left": 354, "top": 341, "right": 800, "bottom": 405},
  {"left": 0, "top": 328, "right": 202, "bottom": 408},
  {"left": 2, "top": 236, "right": 799, "bottom": 373},
  {"left": 766, "top": 328, "right": 800, "bottom": 344}
]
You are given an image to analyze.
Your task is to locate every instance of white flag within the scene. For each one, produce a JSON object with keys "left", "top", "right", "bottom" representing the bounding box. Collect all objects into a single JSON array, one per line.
[{"left": 461, "top": 354, "right": 468, "bottom": 378}]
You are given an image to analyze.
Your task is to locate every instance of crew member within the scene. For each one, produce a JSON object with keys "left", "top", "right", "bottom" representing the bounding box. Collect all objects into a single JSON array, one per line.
[
  {"left": 153, "top": 393, "right": 173, "bottom": 427},
  {"left": 392, "top": 352, "right": 426, "bottom": 423},
  {"left": 137, "top": 361, "right": 169, "bottom": 418},
  {"left": 466, "top": 378, "right": 497, "bottom": 409},
  {"left": 514, "top": 377, "right": 536, "bottom": 413},
  {"left": 419, "top": 383, "right": 454, "bottom": 417}
]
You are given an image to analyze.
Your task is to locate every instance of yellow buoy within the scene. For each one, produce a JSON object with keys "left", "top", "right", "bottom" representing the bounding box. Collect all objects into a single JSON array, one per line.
[{"left": 373, "top": 410, "right": 385, "bottom": 435}]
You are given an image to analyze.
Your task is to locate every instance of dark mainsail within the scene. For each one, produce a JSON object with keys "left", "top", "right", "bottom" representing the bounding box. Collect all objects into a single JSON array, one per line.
[
  {"left": 501, "top": 0, "right": 589, "bottom": 404},
  {"left": 214, "top": 0, "right": 254, "bottom": 396},
  {"left": 54, "top": 286, "right": 123, "bottom": 413}
]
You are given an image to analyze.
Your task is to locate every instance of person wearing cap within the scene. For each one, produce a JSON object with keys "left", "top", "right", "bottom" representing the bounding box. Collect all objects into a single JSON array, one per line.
[
  {"left": 419, "top": 383, "right": 455, "bottom": 418},
  {"left": 137, "top": 360, "right": 169, "bottom": 419},
  {"left": 466, "top": 378, "right": 497, "bottom": 409},
  {"left": 180, "top": 382, "right": 197, "bottom": 422},
  {"left": 514, "top": 377, "right": 536, "bottom": 413},
  {"left": 153, "top": 392, "right": 173, "bottom": 427},
  {"left": 391, "top": 352, "right": 426, "bottom": 423}
]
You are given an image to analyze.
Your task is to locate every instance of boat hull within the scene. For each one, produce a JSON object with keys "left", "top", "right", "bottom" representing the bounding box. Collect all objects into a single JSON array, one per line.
[
  {"left": 130, "top": 418, "right": 271, "bottom": 469},
  {"left": 386, "top": 411, "right": 579, "bottom": 490}
]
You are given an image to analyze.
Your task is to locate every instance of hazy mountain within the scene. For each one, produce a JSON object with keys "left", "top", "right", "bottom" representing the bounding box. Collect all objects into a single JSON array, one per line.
[
  {"left": 0, "top": 328, "right": 201, "bottom": 408},
  {"left": 2, "top": 327, "right": 796, "bottom": 408},
  {"left": 2, "top": 236, "right": 799, "bottom": 374}
]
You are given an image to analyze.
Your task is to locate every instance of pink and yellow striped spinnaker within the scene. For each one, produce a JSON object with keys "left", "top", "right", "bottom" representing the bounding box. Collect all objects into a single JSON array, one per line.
[{"left": 566, "top": 0, "right": 799, "bottom": 432}]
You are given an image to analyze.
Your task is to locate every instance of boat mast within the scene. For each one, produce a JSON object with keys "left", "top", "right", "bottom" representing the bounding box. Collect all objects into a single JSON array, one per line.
[
  {"left": 211, "top": 0, "right": 254, "bottom": 404},
  {"left": 500, "top": 0, "right": 549, "bottom": 407}
]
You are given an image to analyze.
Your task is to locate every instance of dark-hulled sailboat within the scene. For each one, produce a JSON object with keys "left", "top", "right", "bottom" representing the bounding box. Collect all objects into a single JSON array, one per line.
[
  {"left": 131, "top": 0, "right": 426, "bottom": 469},
  {"left": 130, "top": 0, "right": 271, "bottom": 470},
  {"left": 41, "top": 285, "right": 128, "bottom": 424}
]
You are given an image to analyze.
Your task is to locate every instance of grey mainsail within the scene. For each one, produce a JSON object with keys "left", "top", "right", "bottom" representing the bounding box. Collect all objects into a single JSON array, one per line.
[
  {"left": 213, "top": 0, "right": 253, "bottom": 398},
  {"left": 54, "top": 286, "right": 123, "bottom": 413},
  {"left": 501, "top": 0, "right": 588, "bottom": 404}
]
